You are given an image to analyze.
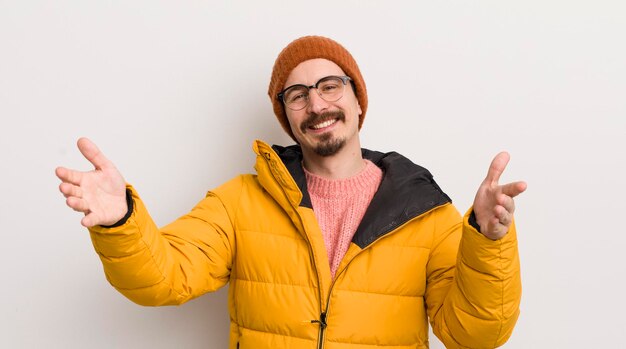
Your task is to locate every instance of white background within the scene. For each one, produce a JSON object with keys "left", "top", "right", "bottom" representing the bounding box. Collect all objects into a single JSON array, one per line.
[{"left": 1, "top": 1, "right": 625, "bottom": 348}]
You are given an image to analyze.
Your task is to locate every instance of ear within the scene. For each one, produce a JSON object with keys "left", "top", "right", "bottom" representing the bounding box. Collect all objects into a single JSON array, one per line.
[{"left": 357, "top": 101, "right": 363, "bottom": 116}]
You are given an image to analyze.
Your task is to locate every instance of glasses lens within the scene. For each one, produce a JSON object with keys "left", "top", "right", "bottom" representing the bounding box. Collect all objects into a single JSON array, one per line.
[
  {"left": 317, "top": 77, "right": 345, "bottom": 102},
  {"left": 283, "top": 85, "right": 309, "bottom": 110}
]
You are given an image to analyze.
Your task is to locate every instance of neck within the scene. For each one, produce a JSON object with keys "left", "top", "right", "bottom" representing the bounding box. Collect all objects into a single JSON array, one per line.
[{"left": 301, "top": 139, "right": 364, "bottom": 179}]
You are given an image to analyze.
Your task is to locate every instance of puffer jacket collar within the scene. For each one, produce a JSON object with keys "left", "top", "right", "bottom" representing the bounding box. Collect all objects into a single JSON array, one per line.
[{"left": 254, "top": 140, "right": 452, "bottom": 249}]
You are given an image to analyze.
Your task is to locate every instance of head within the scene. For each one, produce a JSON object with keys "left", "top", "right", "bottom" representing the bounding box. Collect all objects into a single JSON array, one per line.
[{"left": 268, "top": 36, "right": 368, "bottom": 156}]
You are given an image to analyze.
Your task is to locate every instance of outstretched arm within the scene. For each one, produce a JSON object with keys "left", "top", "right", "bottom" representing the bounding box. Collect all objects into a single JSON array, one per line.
[
  {"left": 55, "top": 138, "right": 235, "bottom": 306},
  {"left": 427, "top": 152, "right": 526, "bottom": 348}
]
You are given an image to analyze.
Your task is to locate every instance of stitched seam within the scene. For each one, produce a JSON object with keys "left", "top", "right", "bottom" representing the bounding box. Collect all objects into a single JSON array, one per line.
[
  {"left": 333, "top": 287, "right": 423, "bottom": 299},
  {"left": 239, "top": 325, "right": 315, "bottom": 342},
  {"left": 234, "top": 277, "right": 312, "bottom": 289},
  {"left": 239, "top": 228, "right": 305, "bottom": 241},
  {"left": 135, "top": 216, "right": 186, "bottom": 299},
  {"left": 325, "top": 337, "right": 427, "bottom": 347}
]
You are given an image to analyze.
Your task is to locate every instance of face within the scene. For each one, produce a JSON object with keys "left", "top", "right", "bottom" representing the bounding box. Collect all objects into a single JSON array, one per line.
[{"left": 283, "top": 59, "right": 362, "bottom": 157}]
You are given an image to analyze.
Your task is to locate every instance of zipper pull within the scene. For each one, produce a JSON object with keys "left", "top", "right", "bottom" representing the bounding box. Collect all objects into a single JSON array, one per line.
[{"left": 311, "top": 312, "right": 327, "bottom": 329}]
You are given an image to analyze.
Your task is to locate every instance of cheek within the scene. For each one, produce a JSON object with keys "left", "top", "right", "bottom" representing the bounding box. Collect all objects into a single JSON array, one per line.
[
  {"left": 286, "top": 112, "right": 306, "bottom": 137},
  {"left": 285, "top": 111, "right": 298, "bottom": 129},
  {"left": 343, "top": 90, "right": 362, "bottom": 117},
  {"left": 347, "top": 100, "right": 362, "bottom": 123}
]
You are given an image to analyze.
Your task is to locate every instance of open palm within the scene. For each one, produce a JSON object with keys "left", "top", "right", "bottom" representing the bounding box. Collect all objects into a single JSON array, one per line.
[{"left": 56, "top": 138, "right": 127, "bottom": 227}]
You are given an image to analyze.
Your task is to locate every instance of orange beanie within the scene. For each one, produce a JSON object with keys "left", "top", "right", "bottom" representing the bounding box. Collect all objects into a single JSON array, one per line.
[{"left": 268, "top": 36, "right": 368, "bottom": 141}]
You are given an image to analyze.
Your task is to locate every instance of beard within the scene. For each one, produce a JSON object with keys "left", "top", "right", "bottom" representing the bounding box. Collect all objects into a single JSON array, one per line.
[
  {"left": 313, "top": 133, "right": 346, "bottom": 157},
  {"left": 300, "top": 110, "right": 347, "bottom": 157}
]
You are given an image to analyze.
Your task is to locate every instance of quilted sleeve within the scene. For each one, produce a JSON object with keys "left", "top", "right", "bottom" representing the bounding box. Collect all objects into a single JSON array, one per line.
[
  {"left": 425, "top": 205, "right": 521, "bottom": 348},
  {"left": 87, "top": 177, "right": 241, "bottom": 306}
]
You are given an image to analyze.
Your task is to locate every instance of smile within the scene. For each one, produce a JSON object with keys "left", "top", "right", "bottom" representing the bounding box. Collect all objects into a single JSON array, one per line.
[{"left": 310, "top": 119, "right": 338, "bottom": 130}]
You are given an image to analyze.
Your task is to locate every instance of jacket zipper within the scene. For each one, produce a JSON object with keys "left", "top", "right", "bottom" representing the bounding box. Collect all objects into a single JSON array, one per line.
[
  {"left": 311, "top": 311, "right": 327, "bottom": 349},
  {"left": 313, "top": 202, "right": 450, "bottom": 348},
  {"left": 264, "top": 152, "right": 327, "bottom": 348},
  {"left": 286, "top": 194, "right": 326, "bottom": 348},
  {"left": 296, "top": 211, "right": 327, "bottom": 349}
]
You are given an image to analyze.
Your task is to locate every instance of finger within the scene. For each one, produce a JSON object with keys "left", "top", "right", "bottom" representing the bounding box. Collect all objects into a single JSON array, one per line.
[
  {"left": 497, "top": 193, "right": 515, "bottom": 215},
  {"left": 77, "top": 137, "right": 114, "bottom": 170},
  {"left": 487, "top": 217, "right": 507, "bottom": 238},
  {"left": 494, "top": 205, "right": 512, "bottom": 227},
  {"left": 485, "top": 151, "right": 510, "bottom": 184},
  {"left": 59, "top": 182, "right": 82, "bottom": 198},
  {"left": 501, "top": 181, "right": 527, "bottom": 198},
  {"left": 66, "top": 196, "right": 90, "bottom": 213},
  {"left": 81, "top": 213, "right": 98, "bottom": 228},
  {"left": 55, "top": 166, "right": 84, "bottom": 186}
]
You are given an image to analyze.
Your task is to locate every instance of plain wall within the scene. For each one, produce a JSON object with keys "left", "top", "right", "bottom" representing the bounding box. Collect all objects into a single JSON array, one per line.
[{"left": 1, "top": 1, "right": 625, "bottom": 348}]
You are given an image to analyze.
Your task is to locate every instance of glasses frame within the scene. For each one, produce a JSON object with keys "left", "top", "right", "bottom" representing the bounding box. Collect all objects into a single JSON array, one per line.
[{"left": 277, "top": 75, "right": 352, "bottom": 111}]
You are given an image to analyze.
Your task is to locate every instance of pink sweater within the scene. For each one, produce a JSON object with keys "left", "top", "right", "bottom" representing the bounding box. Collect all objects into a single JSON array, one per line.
[{"left": 304, "top": 160, "right": 383, "bottom": 278}]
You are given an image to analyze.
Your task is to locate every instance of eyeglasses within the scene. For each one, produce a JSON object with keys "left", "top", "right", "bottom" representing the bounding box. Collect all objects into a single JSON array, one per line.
[{"left": 277, "top": 75, "right": 352, "bottom": 111}]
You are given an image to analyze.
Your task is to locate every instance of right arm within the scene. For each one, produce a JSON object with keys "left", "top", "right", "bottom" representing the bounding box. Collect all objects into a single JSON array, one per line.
[
  {"left": 56, "top": 138, "right": 236, "bottom": 305},
  {"left": 89, "top": 185, "right": 236, "bottom": 305}
]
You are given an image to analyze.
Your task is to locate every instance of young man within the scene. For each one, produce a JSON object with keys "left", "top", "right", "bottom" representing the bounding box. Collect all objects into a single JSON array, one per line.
[{"left": 56, "top": 36, "right": 527, "bottom": 348}]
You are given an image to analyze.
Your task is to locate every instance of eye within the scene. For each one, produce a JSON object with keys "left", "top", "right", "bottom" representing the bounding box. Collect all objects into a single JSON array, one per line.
[
  {"left": 319, "top": 82, "right": 340, "bottom": 93},
  {"left": 289, "top": 92, "right": 307, "bottom": 102},
  {"left": 285, "top": 87, "right": 308, "bottom": 103}
]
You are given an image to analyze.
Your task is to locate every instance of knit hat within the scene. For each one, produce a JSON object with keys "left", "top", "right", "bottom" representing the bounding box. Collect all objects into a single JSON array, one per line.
[{"left": 268, "top": 36, "right": 368, "bottom": 141}]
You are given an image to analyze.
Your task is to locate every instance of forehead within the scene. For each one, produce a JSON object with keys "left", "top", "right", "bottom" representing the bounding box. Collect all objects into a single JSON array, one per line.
[{"left": 284, "top": 58, "right": 346, "bottom": 88}]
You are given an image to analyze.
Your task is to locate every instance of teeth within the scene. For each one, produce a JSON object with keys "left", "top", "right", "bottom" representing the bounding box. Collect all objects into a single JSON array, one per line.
[{"left": 311, "top": 119, "right": 336, "bottom": 129}]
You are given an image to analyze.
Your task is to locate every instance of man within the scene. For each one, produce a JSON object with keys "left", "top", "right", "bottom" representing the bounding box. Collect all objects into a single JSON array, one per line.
[{"left": 56, "top": 36, "right": 527, "bottom": 348}]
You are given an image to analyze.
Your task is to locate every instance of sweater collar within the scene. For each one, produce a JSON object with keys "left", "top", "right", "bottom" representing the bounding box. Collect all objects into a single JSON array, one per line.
[
  {"left": 260, "top": 140, "right": 452, "bottom": 249},
  {"left": 303, "top": 160, "right": 382, "bottom": 199}
]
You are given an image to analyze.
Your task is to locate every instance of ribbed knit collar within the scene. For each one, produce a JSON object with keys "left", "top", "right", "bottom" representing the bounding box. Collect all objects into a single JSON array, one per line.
[{"left": 303, "top": 159, "right": 382, "bottom": 199}]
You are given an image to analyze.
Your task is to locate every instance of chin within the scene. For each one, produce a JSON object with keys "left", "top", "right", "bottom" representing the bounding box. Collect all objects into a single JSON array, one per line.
[{"left": 313, "top": 137, "right": 346, "bottom": 157}]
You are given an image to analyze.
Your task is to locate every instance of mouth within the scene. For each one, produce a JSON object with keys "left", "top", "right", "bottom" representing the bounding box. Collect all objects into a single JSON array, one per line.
[
  {"left": 309, "top": 118, "right": 338, "bottom": 130},
  {"left": 301, "top": 111, "right": 345, "bottom": 134}
]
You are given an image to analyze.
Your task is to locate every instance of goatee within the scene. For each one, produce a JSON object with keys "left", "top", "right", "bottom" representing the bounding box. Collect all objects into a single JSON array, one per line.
[
  {"left": 314, "top": 134, "right": 346, "bottom": 157},
  {"left": 301, "top": 110, "right": 346, "bottom": 157}
]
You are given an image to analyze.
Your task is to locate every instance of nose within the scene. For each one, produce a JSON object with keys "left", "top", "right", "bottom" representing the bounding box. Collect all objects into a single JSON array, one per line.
[{"left": 306, "top": 88, "right": 330, "bottom": 115}]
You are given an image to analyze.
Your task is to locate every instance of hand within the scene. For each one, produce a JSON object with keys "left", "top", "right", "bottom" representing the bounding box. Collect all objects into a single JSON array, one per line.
[
  {"left": 472, "top": 152, "right": 527, "bottom": 240},
  {"left": 55, "top": 138, "right": 128, "bottom": 228}
]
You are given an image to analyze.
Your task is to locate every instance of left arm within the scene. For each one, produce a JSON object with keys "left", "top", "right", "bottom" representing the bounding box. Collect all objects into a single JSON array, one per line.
[{"left": 427, "top": 152, "right": 527, "bottom": 348}]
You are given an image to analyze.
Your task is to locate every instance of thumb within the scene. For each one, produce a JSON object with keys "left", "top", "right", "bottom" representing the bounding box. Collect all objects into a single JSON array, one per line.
[
  {"left": 77, "top": 137, "right": 114, "bottom": 170},
  {"left": 485, "top": 151, "right": 510, "bottom": 184}
]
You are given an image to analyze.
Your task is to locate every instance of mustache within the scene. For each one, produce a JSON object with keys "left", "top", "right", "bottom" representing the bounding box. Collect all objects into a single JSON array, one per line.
[{"left": 300, "top": 110, "right": 345, "bottom": 133}]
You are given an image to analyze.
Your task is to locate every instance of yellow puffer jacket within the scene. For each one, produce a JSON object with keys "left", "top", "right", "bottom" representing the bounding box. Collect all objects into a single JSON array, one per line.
[{"left": 89, "top": 140, "right": 521, "bottom": 349}]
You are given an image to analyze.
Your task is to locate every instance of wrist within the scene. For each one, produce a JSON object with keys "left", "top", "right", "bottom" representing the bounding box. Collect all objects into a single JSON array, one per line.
[{"left": 100, "top": 189, "right": 133, "bottom": 228}]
